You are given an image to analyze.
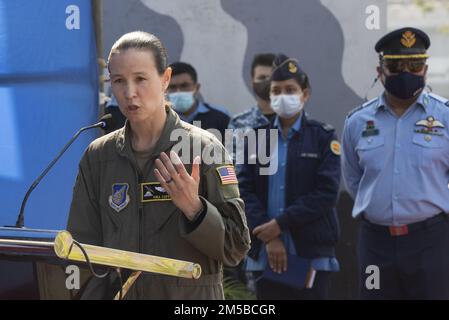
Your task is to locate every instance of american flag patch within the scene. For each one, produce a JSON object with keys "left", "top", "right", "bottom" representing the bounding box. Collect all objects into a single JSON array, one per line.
[{"left": 216, "top": 165, "right": 238, "bottom": 185}]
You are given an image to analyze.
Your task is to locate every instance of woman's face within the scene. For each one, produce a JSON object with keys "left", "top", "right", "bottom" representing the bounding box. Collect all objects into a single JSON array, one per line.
[
  {"left": 270, "top": 78, "right": 308, "bottom": 101},
  {"left": 269, "top": 78, "right": 310, "bottom": 119},
  {"left": 109, "top": 48, "right": 171, "bottom": 124}
]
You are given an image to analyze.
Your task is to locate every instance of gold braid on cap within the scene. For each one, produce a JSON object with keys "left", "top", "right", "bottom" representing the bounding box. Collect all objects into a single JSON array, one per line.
[{"left": 382, "top": 54, "right": 429, "bottom": 59}]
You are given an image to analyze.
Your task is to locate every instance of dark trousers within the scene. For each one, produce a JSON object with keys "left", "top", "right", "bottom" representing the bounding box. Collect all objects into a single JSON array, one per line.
[
  {"left": 252, "top": 271, "right": 331, "bottom": 300},
  {"left": 358, "top": 215, "right": 449, "bottom": 299}
]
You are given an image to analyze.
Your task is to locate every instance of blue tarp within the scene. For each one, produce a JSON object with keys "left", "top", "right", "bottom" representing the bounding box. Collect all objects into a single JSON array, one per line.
[{"left": 0, "top": 0, "right": 99, "bottom": 228}]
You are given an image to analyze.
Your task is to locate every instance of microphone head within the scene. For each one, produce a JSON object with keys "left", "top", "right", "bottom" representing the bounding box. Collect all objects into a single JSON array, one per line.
[{"left": 99, "top": 113, "right": 115, "bottom": 131}]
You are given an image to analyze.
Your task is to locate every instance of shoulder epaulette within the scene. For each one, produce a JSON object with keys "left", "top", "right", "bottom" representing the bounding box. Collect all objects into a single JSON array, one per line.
[
  {"left": 428, "top": 92, "right": 449, "bottom": 105},
  {"left": 321, "top": 123, "right": 335, "bottom": 132},
  {"left": 347, "top": 97, "right": 378, "bottom": 119},
  {"left": 232, "top": 108, "right": 254, "bottom": 120},
  {"left": 307, "top": 119, "right": 335, "bottom": 132}
]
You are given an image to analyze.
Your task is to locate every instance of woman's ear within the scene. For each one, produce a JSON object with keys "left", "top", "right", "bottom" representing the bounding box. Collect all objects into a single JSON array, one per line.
[{"left": 163, "top": 67, "right": 172, "bottom": 91}]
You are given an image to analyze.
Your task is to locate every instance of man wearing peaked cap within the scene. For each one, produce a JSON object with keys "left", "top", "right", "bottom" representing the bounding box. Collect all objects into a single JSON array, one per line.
[
  {"left": 374, "top": 27, "right": 430, "bottom": 100},
  {"left": 238, "top": 53, "right": 341, "bottom": 299},
  {"left": 375, "top": 27, "right": 430, "bottom": 60},
  {"left": 342, "top": 27, "right": 449, "bottom": 299}
]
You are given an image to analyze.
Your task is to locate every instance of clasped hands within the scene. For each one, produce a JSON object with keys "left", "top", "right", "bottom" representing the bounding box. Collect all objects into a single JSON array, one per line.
[{"left": 253, "top": 219, "right": 287, "bottom": 274}]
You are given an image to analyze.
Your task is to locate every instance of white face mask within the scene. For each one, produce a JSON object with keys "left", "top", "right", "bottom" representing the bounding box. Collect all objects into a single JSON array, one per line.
[
  {"left": 270, "top": 94, "right": 304, "bottom": 118},
  {"left": 168, "top": 91, "right": 195, "bottom": 113}
]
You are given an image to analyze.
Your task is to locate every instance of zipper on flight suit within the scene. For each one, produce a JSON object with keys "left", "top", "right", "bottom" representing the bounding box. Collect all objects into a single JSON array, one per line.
[
  {"left": 138, "top": 175, "right": 144, "bottom": 254},
  {"left": 133, "top": 165, "right": 144, "bottom": 298},
  {"left": 135, "top": 170, "right": 144, "bottom": 253},
  {"left": 131, "top": 161, "right": 145, "bottom": 252}
]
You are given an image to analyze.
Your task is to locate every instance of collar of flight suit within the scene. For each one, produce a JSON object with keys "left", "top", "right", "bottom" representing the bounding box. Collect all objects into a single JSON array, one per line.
[{"left": 115, "top": 104, "right": 183, "bottom": 161}]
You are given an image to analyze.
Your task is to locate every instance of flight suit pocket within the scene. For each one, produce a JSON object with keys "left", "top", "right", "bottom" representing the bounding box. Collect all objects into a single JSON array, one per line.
[
  {"left": 356, "top": 136, "right": 385, "bottom": 171},
  {"left": 144, "top": 200, "right": 180, "bottom": 234}
]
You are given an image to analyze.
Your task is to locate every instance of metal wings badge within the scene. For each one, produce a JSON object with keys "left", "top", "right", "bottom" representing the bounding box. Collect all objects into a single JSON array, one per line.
[{"left": 415, "top": 116, "right": 445, "bottom": 136}]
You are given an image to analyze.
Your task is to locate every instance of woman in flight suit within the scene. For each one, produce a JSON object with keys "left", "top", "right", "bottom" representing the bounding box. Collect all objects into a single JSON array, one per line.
[{"left": 67, "top": 31, "right": 250, "bottom": 299}]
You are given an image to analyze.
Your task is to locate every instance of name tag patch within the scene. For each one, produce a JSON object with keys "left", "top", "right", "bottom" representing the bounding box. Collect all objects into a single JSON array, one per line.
[
  {"left": 141, "top": 182, "right": 171, "bottom": 202},
  {"left": 300, "top": 153, "right": 319, "bottom": 159}
]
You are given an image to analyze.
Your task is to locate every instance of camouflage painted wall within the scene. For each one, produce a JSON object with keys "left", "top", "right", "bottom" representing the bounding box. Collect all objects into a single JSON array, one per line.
[{"left": 102, "top": 0, "right": 387, "bottom": 137}]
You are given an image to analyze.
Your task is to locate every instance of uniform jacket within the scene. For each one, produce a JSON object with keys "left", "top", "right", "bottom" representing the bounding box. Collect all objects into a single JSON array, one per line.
[
  {"left": 189, "top": 102, "right": 230, "bottom": 140},
  {"left": 228, "top": 106, "right": 271, "bottom": 130},
  {"left": 237, "top": 115, "right": 341, "bottom": 259},
  {"left": 67, "top": 106, "right": 250, "bottom": 299}
]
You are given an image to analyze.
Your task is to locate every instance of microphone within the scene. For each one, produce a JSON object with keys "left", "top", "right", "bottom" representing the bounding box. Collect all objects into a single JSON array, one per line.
[
  {"left": 97, "top": 113, "right": 115, "bottom": 131},
  {"left": 14, "top": 114, "right": 115, "bottom": 228},
  {"left": 364, "top": 76, "right": 379, "bottom": 101}
]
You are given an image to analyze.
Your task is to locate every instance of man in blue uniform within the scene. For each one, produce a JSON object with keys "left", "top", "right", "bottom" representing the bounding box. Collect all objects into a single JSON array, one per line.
[
  {"left": 238, "top": 54, "right": 341, "bottom": 299},
  {"left": 167, "top": 62, "right": 230, "bottom": 140},
  {"left": 342, "top": 27, "right": 449, "bottom": 299},
  {"left": 229, "top": 54, "right": 276, "bottom": 164},
  {"left": 229, "top": 53, "right": 276, "bottom": 131}
]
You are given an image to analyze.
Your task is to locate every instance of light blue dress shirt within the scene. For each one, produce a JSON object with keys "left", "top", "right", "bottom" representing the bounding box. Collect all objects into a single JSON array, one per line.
[
  {"left": 246, "top": 114, "right": 340, "bottom": 272},
  {"left": 342, "top": 91, "right": 449, "bottom": 226}
]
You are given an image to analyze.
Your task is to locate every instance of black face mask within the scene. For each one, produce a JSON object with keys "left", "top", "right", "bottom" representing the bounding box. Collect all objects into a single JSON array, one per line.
[
  {"left": 252, "top": 80, "right": 271, "bottom": 101},
  {"left": 383, "top": 71, "right": 425, "bottom": 100}
]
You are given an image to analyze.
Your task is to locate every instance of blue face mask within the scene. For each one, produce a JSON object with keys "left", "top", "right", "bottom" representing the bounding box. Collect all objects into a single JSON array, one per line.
[{"left": 168, "top": 92, "right": 195, "bottom": 113}]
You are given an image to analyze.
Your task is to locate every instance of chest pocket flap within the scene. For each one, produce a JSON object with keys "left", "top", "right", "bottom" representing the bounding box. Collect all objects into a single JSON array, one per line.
[
  {"left": 412, "top": 134, "right": 443, "bottom": 148},
  {"left": 356, "top": 136, "right": 385, "bottom": 151}
]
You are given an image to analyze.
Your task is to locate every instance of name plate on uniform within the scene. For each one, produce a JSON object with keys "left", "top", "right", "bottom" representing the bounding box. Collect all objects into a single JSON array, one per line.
[{"left": 141, "top": 182, "right": 171, "bottom": 202}]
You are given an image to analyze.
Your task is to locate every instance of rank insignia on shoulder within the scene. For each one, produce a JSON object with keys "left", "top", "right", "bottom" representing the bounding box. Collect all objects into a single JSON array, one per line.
[
  {"left": 347, "top": 105, "right": 364, "bottom": 119},
  {"left": 109, "top": 183, "right": 130, "bottom": 212},
  {"left": 423, "top": 94, "right": 430, "bottom": 107},
  {"left": 141, "top": 182, "right": 171, "bottom": 202},
  {"left": 362, "top": 120, "right": 379, "bottom": 137},
  {"left": 321, "top": 123, "right": 334, "bottom": 132},
  {"left": 216, "top": 165, "right": 238, "bottom": 185},
  {"left": 414, "top": 116, "right": 445, "bottom": 136},
  {"left": 347, "top": 98, "right": 377, "bottom": 119},
  {"left": 330, "top": 140, "right": 341, "bottom": 156}
]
